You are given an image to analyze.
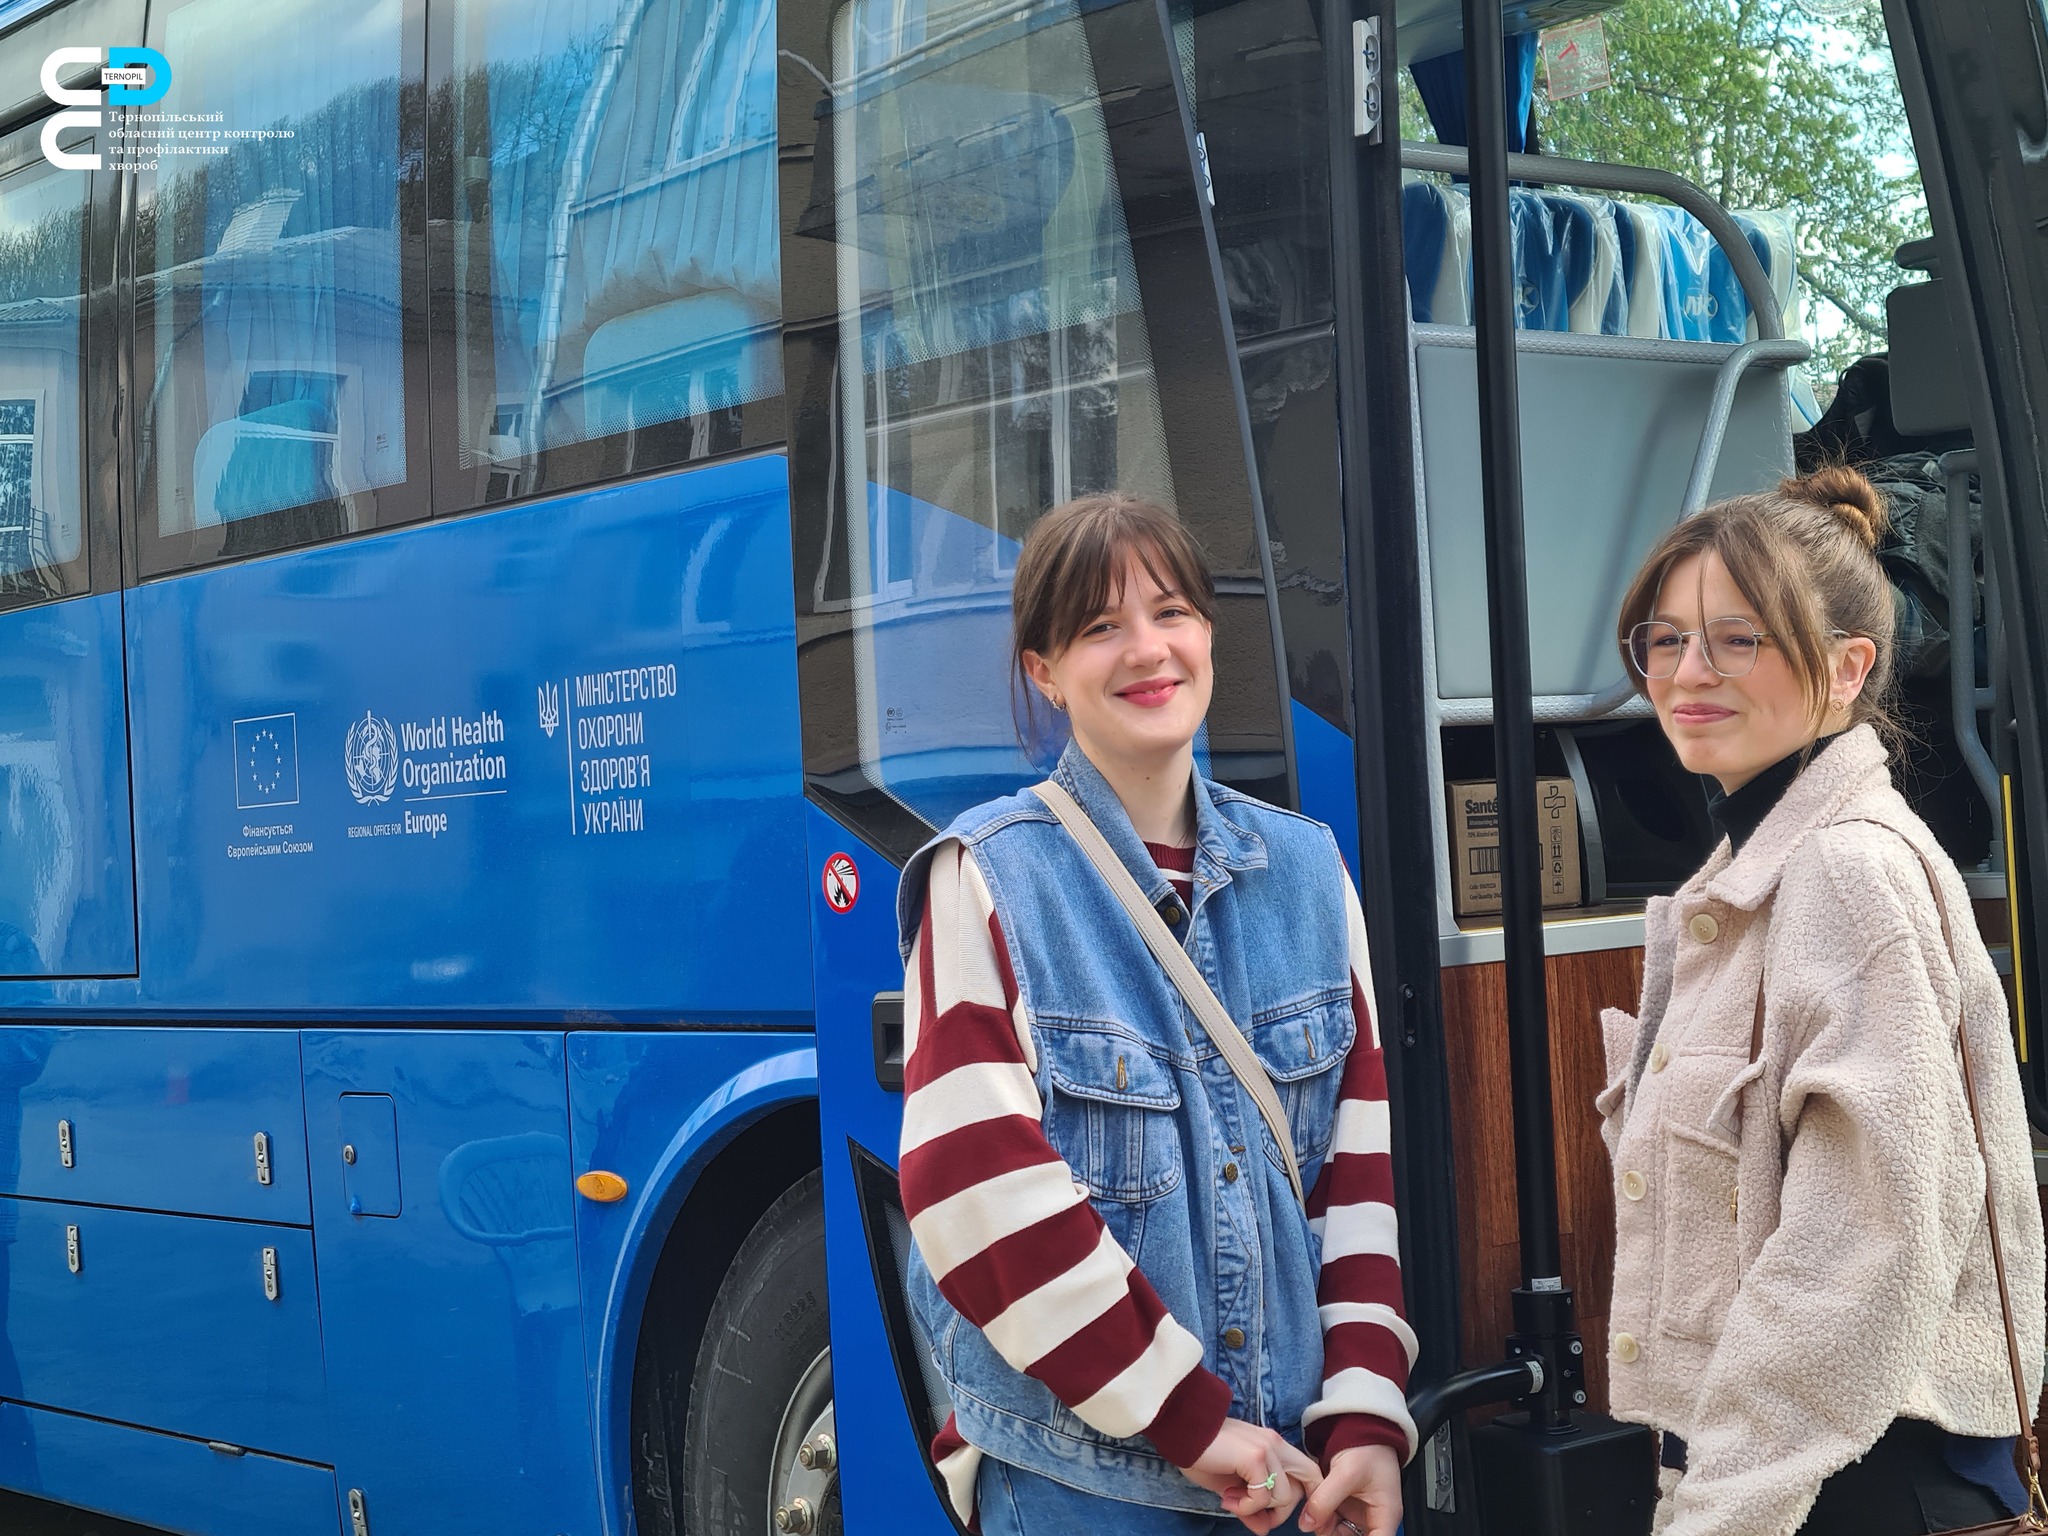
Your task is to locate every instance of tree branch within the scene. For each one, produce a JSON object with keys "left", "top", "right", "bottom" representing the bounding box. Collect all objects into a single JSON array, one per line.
[{"left": 1799, "top": 265, "right": 1890, "bottom": 342}]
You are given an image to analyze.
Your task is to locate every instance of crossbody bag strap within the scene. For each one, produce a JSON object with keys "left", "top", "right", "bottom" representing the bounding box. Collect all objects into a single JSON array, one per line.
[
  {"left": 1839, "top": 818, "right": 2044, "bottom": 1507},
  {"left": 1031, "top": 780, "right": 1306, "bottom": 1207}
]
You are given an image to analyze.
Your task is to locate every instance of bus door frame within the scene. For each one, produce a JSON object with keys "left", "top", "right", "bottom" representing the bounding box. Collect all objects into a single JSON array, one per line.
[{"left": 1889, "top": 0, "right": 2048, "bottom": 1118}]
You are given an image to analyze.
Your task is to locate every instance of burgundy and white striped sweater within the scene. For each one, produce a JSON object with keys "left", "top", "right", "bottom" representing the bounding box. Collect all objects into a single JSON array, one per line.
[{"left": 900, "top": 839, "right": 1416, "bottom": 1524}]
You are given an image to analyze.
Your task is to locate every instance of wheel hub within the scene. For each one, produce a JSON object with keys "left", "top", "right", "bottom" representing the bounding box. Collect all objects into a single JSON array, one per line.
[{"left": 768, "top": 1348, "right": 839, "bottom": 1536}]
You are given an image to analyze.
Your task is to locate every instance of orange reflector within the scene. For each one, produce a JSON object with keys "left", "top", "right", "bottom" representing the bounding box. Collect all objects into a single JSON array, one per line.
[{"left": 576, "top": 1170, "right": 629, "bottom": 1203}]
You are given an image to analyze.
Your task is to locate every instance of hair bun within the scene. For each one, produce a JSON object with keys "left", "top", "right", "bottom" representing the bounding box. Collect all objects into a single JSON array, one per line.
[{"left": 1781, "top": 465, "right": 1888, "bottom": 550}]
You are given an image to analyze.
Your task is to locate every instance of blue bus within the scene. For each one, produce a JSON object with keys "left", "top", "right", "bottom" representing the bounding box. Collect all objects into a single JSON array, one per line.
[{"left": 2, "top": 0, "right": 2047, "bottom": 1530}]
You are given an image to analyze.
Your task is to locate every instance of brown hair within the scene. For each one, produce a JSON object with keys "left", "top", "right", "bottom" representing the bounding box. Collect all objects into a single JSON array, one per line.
[
  {"left": 1011, "top": 493, "right": 1217, "bottom": 741},
  {"left": 1614, "top": 464, "right": 1897, "bottom": 740}
]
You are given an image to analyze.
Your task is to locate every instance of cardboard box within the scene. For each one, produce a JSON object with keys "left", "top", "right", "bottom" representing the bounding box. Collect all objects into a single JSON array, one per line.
[{"left": 1447, "top": 777, "right": 1583, "bottom": 918}]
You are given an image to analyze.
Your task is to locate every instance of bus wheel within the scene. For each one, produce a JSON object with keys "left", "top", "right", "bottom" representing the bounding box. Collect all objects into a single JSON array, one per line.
[{"left": 684, "top": 1168, "right": 840, "bottom": 1536}]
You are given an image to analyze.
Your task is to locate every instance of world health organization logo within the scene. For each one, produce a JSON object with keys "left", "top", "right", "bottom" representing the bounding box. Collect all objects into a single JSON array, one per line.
[{"left": 343, "top": 711, "right": 400, "bottom": 805}]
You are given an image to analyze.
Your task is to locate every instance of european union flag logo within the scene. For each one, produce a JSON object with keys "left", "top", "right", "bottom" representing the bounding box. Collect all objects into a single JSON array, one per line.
[{"left": 233, "top": 713, "right": 300, "bottom": 809}]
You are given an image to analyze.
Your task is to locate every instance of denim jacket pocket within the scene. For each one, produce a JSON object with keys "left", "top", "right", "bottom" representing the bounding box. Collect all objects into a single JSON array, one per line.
[
  {"left": 1248, "top": 998, "right": 1357, "bottom": 1172},
  {"left": 1043, "top": 1030, "right": 1184, "bottom": 1204}
]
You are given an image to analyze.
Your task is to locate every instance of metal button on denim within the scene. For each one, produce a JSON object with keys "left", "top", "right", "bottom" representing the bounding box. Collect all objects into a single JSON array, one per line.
[
  {"left": 1223, "top": 1327, "right": 1245, "bottom": 1349},
  {"left": 1223, "top": 1162, "right": 1239, "bottom": 1183},
  {"left": 1689, "top": 912, "right": 1719, "bottom": 943},
  {"left": 1614, "top": 1333, "right": 1641, "bottom": 1364},
  {"left": 1621, "top": 1170, "right": 1646, "bottom": 1201}
]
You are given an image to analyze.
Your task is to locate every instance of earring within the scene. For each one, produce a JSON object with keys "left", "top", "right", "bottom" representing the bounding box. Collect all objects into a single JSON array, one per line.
[{"left": 1050, "top": 692, "right": 1066, "bottom": 712}]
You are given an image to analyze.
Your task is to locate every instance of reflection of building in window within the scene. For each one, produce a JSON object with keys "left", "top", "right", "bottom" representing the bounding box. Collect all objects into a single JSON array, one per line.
[
  {"left": 0, "top": 398, "right": 36, "bottom": 585},
  {"left": 449, "top": 0, "right": 783, "bottom": 493},
  {"left": 142, "top": 0, "right": 408, "bottom": 556},
  {"left": 800, "top": 0, "right": 1181, "bottom": 827}
]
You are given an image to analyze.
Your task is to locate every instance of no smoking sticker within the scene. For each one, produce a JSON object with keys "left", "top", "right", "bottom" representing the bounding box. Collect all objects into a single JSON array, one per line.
[{"left": 822, "top": 852, "right": 860, "bottom": 913}]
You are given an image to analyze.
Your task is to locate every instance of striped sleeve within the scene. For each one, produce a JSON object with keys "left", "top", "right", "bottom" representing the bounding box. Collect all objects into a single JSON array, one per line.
[
  {"left": 900, "top": 841, "right": 1233, "bottom": 1524},
  {"left": 1300, "top": 873, "right": 1420, "bottom": 1466}
]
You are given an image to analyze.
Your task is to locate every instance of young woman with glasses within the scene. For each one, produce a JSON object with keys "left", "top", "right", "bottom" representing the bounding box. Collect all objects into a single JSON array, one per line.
[
  {"left": 1600, "top": 466, "right": 2044, "bottom": 1534},
  {"left": 892, "top": 494, "right": 1415, "bottom": 1536}
]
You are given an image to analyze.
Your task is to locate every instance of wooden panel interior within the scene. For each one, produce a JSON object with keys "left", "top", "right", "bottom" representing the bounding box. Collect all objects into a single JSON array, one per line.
[{"left": 1440, "top": 945, "right": 1644, "bottom": 1413}]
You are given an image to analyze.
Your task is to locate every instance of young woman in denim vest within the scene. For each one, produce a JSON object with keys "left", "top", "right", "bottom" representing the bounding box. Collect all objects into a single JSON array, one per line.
[
  {"left": 895, "top": 494, "right": 1417, "bottom": 1536},
  {"left": 1599, "top": 467, "right": 2044, "bottom": 1535}
]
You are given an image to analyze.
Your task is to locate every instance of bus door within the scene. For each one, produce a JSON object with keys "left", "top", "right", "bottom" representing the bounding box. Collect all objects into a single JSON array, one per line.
[
  {"left": 1893, "top": 0, "right": 2048, "bottom": 1108},
  {"left": 774, "top": 0, "right": 1294, "bottom": 1518},
  {"left": 0, "top": 38, "right": 134, "bottom": 981}
]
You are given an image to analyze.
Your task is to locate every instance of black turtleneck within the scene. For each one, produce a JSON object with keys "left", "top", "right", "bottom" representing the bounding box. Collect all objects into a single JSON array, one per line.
[{"left": 1705, "top": 733, "right": 1845, "bottom": 855}]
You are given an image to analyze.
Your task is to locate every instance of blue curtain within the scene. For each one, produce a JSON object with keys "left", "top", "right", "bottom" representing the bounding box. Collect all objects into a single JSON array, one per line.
[{"left": 1410, "top": 34, "right": 1540, "bottom": 153}]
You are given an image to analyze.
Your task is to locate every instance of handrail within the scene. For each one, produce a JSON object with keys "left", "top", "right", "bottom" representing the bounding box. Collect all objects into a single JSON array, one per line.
[
  {"left": 1407, "top": 1357, "right": 1545, "bottom": 1448},
  {"left": 1681, "top": 339, "right": 1812, "bottom": 515},
  {"left": 1941, "top": 448, "right": 2003, "bottom": 834},
  {"left": 1400, "top": 142, "right": 1785, "bottom": 341}
]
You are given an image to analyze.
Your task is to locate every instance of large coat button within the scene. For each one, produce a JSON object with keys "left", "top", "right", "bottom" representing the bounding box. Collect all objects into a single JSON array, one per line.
[
  {"left": 1614, "top": 1333, "right": 1641, "bottom": 1364},
  {"left": 1621, "top": 1170, "right": 1647, "bottom": 1201},
  {"left": 1689, "top": 912, "right": 1720, "bottom": 944}
]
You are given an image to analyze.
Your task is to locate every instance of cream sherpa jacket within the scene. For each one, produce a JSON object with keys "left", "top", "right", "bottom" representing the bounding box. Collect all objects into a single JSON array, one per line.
[{"left": 1598, "top": 725, "right": 2044, "bottom": 1536}]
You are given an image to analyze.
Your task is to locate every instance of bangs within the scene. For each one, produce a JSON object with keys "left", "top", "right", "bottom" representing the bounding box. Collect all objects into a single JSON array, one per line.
[{"left": 1033, "top": 516, "right": 1215, "bottom": 655}]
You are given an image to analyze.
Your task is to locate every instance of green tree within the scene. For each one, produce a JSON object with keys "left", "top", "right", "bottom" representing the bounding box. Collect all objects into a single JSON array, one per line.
[{"left": 1408, "top": 0, "right": 1927, "bottom": 392}]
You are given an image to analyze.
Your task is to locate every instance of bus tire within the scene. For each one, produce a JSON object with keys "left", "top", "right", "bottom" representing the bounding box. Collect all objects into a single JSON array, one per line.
[{"left": 684, "top": 1166, "right": 838, "bottom": 1536}]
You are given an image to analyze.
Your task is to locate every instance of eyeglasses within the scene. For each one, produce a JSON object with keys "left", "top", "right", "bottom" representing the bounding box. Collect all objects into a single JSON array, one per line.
[{"left": 1628, "top": 617, "right": 1777, "bottom": 679}]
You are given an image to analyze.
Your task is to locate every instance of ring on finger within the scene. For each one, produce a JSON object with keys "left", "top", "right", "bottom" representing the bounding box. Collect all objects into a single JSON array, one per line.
[{"left": 1256, "top": 1473, "right": 1278, "bottom": 1492}]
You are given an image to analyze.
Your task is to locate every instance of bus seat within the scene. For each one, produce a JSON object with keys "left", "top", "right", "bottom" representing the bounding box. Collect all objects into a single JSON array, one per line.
[
  {"left": 1611, "top": 200, "right": 1670, "bottom": 338},
  {"left": 1507, "top": 193, "right": 1579, "bottom": 332},
  {"left": 1732, "top": 210, "right": 1796, "bottom": 342},
  {"left": 1545, "top": 192, "right": 1626, "bottom": 335},
  {"left": 1886, "top": 278, "right": 1971, "bottom": 438},
  {"left": 1402, "top": 180, "right": 1471, "bottom": 324},
  {"left": 1414, "top": 327, "right": 1794, "bottom": 703},
  {"left": 1401, "top": 184, "right": 1622, "bottom": 335}
]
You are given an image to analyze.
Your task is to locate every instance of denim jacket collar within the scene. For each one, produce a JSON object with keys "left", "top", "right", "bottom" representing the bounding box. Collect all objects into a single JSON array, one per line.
[{"left": 1048, "top": 742, "right": 1268, "bottom": 911}]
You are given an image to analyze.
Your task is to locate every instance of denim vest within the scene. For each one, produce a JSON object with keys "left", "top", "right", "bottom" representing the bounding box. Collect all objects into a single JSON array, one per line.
[{"left": 896, "top": 745, "right": 1357, "bottom": 1511}]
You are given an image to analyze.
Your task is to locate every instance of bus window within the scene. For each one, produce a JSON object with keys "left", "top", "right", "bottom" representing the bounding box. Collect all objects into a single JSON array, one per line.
[
  {"left": 437, "top": 0, "right": 784, "bottom": 510},
  {"left": 1374, "top": 1, "right": 2009, "bottom": 920},
  {"left": 1527, "top": 3, "right": 1929, "bottom": 412},
  {"left": 1174, "top": 0, "right": 1352, "bottom": 736},
  {"left": 131, "top": 0, "right": 426, "bottom": 576},
  {"left": 0, "top": 131, "right": 89, "bottom": 611},
  {"left": 782, "top": 0, "right": 1291, "bottom": 852}
]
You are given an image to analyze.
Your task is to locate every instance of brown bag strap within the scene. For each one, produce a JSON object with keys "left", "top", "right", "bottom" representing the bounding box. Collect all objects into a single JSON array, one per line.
[{"left": 1834, "top": 819, "right": 2042, "bottom": 1499}]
